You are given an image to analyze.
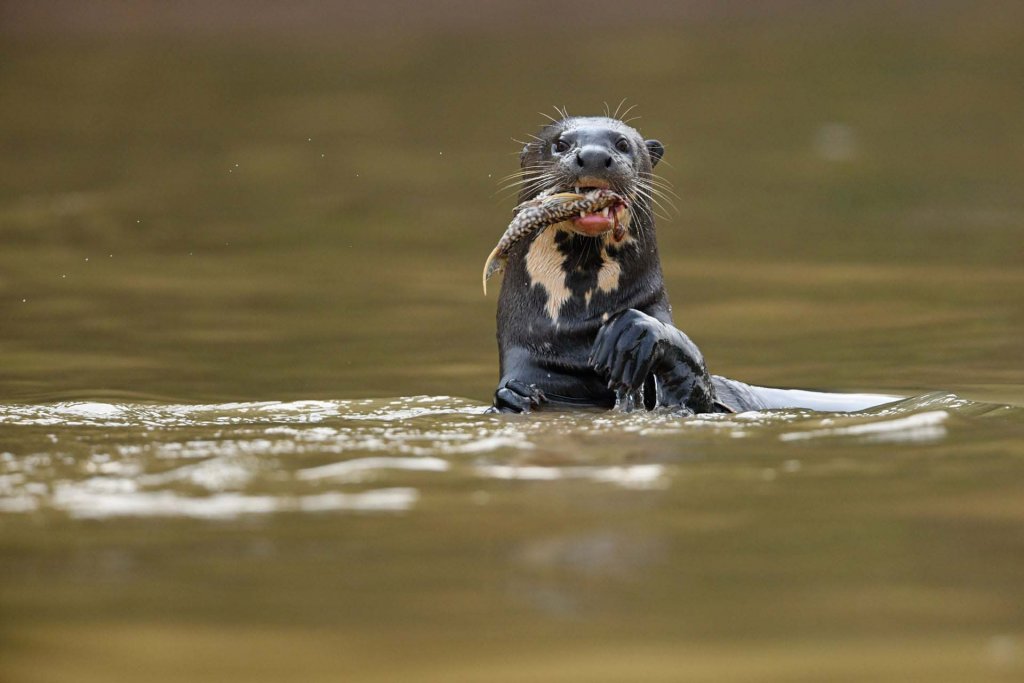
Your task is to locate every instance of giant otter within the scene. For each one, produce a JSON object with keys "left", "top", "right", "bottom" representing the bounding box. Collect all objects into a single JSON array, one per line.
[{"left": 490, "top": 115, "right": 894, "bottom": 414}]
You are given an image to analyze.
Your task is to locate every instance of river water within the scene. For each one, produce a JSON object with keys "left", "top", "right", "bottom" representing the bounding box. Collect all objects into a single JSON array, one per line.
[{"left": 2, "top": 5, "right": 1024, "bottom": 681}]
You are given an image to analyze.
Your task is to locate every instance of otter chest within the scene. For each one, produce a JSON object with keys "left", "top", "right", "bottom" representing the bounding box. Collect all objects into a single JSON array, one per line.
[{"left": 524, "top": 226, "right": 633, "bottom": 324}]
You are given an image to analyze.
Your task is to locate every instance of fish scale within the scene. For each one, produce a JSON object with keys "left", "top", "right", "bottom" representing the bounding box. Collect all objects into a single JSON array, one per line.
[{"left": 482, "top": 189, "right": 627, "bottom": 294}]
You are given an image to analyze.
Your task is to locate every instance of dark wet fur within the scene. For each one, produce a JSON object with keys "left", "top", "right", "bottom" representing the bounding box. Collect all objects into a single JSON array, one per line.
[{"left": 491, "top": 116, "right": 768, "bottom": 414}]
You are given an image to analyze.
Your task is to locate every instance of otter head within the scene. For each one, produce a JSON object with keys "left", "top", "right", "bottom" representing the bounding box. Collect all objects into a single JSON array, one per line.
[{"left": 519, "top": 116, "right": 665, "bottom": 238}]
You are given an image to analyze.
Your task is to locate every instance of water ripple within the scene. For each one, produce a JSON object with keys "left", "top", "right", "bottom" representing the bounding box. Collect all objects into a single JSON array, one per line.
[
  {"left": 0, "top": 392, "right": 1020, "bottom": 519},
  {"left": 50, "top": 485, "right": 419, "bottom": 519}
]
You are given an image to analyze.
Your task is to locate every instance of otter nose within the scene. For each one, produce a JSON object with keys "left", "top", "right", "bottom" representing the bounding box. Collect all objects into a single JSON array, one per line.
[{"left": 575, "top": 145, "right": 614, "bottom": 172}]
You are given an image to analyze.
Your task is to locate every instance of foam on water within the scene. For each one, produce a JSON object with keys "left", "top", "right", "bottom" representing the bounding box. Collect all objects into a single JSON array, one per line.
[
  {"left": 778, "top": 410, "right": 950, "bottom": 443},
  {"left": 50, "top": 486, "right": 419, "bottom": 519},
  {"left": 0, "top": 392, "right": 1020, "bottom": 520}
]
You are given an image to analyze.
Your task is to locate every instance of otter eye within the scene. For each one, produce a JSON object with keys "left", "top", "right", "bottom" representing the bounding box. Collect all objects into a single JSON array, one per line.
[
  {"left": 615, "top": 137, "right": 631, "bottom": 153},
  {"left": 553, "top": 139, "right": 571, "bottom": 154}
]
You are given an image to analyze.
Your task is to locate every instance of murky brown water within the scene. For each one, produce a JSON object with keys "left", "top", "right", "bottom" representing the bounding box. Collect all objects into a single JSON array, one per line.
[{"left": 2, "top": 4, "right": 1024, "bottom": 681}]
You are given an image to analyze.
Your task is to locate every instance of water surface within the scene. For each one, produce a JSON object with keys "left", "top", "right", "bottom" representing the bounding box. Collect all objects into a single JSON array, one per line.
[{"left": 2, "top": 3, "right": 1024, "bottom": 681}]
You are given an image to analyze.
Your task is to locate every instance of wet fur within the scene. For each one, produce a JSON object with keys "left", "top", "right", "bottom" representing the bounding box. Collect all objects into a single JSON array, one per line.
[
  {"left": 490, "top": 114, "right": 896, "bottom": 415},
  {"left": 494, "top": 116, "right": 705, "bottom": 410}
]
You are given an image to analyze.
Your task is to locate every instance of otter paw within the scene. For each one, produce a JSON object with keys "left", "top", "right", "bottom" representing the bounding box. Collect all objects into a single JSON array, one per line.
[
  {"left": 491, "top": 379, "right": 548, "bottom": 414},
  {"left": 589, "top": 309, "right": 666, "bottom": 393}
]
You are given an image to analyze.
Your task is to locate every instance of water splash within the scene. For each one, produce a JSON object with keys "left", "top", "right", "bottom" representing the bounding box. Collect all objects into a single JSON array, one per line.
[{"left": 0, "top": 392, "right": 1020, "bottom": 519}]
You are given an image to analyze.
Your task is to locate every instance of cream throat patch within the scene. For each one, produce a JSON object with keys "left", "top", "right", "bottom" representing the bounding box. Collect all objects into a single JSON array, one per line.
[{"left": 524, "top": 224, "right": 630, "bottom": 323}]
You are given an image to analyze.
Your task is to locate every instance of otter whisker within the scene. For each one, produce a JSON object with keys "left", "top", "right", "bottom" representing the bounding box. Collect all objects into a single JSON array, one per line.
[
  {"left": 496, "top": 183, "right": 550, "bottom": 203},
  {"left": 495, "top": 173, "right": 538, "bottom": 190},
  {"left": 496, "top": 170, "right": 533, "bottom": 184},
  {"left": 498, "top": 166, "right": 559, "bottom": 182},
  {"left": 643, "top": 174, "right": 681, "bottom": 198},
  {"left": 636, "top": 178, "right": 679, "bottom": 212},
  {"left": 629, "top": 200, "right": 661, "bottom": 228},
  {"left": 496, "top": 169, "right": 559, "bottom": 190},
  {"left": 496, "top": 173, "right": 563, "bottom": 201},
  {"left": 636, "top": 179, "right": 676, "bottom": 207},
  {"left": 612, "top": 98, "right": 629, "bottom": 120},
  {"left": 643, "top": 172, "right": 674, "bottom": 186},
  {"left": 496, "top": 180, "right": 555, "bottom": 200},
  {"left": 514, "top": 170, "right": 563, "bottom": 189},
  {"left": 630, "top": 185, "right": 671, "bottom": 223},
  {"left": 632, "top": 186, "right": 673, "bottom": 220},
  {"left": 644, "top": 183, "right": 680, "bottom": 202},
  {"left": 646, "top": 189, "right": 678, "bottom": 216},
  {"left": 496, "top": 165, "right": 552, "bottom": 184},
  {"left": 504, "top": 163, "right": 553, "bottom": 174},
  {"left": 496, "top": 175, "right": 528, "bottom": 188},
  {"left": 648, "top": 171, "right": 676, "bottom": 187}
]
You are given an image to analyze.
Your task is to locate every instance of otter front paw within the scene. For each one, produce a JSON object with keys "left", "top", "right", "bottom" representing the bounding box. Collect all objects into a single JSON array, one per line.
[
  {"left": 590, "top": 309, "right": 718, "bottom": 414},
  {"left": 589, "top": 309, "right": 666, "bottom": 394},
  {"left": 490, "top": 379, "right": 548, "bottom": 414}
]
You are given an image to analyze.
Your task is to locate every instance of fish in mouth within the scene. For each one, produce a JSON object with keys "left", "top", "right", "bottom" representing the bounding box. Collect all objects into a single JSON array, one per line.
[
  {"left": 563, "top": 180, "right": 631, "bottom": 237},
  {"left": 481, "top": 186, "right": 630, "bottom": 294}
]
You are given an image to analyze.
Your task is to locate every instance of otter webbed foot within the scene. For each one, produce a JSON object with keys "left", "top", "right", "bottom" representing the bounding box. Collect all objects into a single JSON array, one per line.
[
  {"left": 590, "top": 309, "right": 718, "bottom": 414},
  {"left": 490, "top": 379, "right": 548, "bottom": 414}
]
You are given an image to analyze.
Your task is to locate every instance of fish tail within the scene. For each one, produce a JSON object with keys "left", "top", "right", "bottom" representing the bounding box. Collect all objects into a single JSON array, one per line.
[{"left": 482, "top": 245, "right": 502, "bottom": 295}]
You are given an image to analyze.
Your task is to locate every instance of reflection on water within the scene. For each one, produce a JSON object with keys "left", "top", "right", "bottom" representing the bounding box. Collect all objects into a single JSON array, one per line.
[
  {"left": 3, "top": 393, "right": 1024, "bottom": 682},
  {"left": 3, "top": 1, "right": 1024, "bottom": 680},
  {"left": 2, "top": 393, "right": 1020, "bottom": 521}
]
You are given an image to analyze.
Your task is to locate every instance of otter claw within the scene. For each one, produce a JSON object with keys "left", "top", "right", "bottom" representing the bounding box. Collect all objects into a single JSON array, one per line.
[
  {"left": 493, "top": 379, "right": 547, "bottom": 413},
  {"left": 591, "top": 309, "right": 666, "bottom": 395}
]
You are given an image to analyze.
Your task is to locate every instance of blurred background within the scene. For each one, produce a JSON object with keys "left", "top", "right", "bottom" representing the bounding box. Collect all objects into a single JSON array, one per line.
[
  {"left": 2, "top": 0, "right": 1021, "bottom": 404},
  {"left": 2, "top": 2, "right": 1024, "bottom": 681}
]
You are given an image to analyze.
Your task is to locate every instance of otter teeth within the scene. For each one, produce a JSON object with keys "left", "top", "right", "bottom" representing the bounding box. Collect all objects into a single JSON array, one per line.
[{"left": 576, "top": 208, "right": 612, "bottom": 221}]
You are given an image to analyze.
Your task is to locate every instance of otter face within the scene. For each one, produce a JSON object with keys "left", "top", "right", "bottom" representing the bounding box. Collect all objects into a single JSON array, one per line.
[{"left": 519, "top": 116, "right": 665, "bottom": 237}]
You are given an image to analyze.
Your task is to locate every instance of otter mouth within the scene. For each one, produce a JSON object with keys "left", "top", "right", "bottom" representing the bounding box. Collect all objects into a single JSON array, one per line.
[{"left": 566, "top": 181, "right": 630, "bottom": 237}]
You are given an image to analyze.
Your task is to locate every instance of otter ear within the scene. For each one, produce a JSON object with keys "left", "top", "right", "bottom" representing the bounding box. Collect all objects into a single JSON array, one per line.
[{"left": 645, "top": 139, "right": 665, "bottom": 167}]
